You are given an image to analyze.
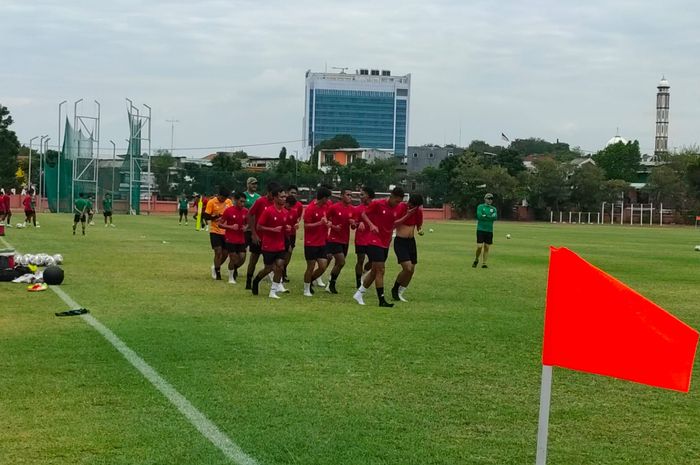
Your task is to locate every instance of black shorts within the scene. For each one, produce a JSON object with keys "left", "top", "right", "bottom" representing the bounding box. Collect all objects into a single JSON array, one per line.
[
  {"left": 476, "top": 230, "right": 494, "bottom": 245},
  {"left": 210, "top": 233, "right": 226, "bottom": 249},
  {"left": 327, "top": 242, "right": 349, "bottom": 257},
  {"left": 366, "top": 245, "right": 389, "bottom": 263},
  {"left": 245, "top": 230, "right": 262, "bottom": 254},
  {"left": 262, "top": 250, "right": 285, "bottom": 266},
  {"left": 74, "top": 213, "right": 86, "bottom": 223},
  {"left": 286, "top": 235, "right": 297, "bottom": 251},
  {"left": 179, "top": 209, "right": 187, "bottom": 215},
  {"left": 25, "top": 210, "right": 35, "bottom": 216},
  {"left": 304, "top": 245, "right": 328, "bottom": 261},
  {"left": 225, "top": 242, "right": 246, "bottom": 254},
  {"left": 103, "top": 211, "right": 112, "bottom": 217},
  {"left": 394, "top": 236, "right": 418, "bottom": 264},
  {"left": 355, "top": 244, "right": 369, "bottom": 255}
]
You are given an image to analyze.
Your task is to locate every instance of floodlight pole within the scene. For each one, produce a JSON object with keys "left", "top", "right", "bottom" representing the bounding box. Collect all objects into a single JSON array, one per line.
[
  {"left": 293, "top": 150, "right": 298, "bottom": 184},
  {"left": 126, "top": 138, "right": 133, "bottom": 214},
  {"left": 29, "top": 136, "right": 39, "bottom": 193},
  {"left": 95, "top": 100, "right": 100, "bottom": 204},
  {"left": 166, "top": 119, "right": 179, "bottom": 157},
  {"left": 126, "top": 99, "right": 133, "bottom": 213},
  {"left": 40, "top": 137, "right": 50, "bottom": 211},
  {"left": 72, "top": 99, "right": 83, "bottom": 209},
  {"left": 144, "top": 104, "right": 152, "bottom": 213},
  {"left": 57, "top": 100, "right": 67, "bottom": 213},
  {"left": 109, "top": 140, "right": 116, "bottom": 196}
]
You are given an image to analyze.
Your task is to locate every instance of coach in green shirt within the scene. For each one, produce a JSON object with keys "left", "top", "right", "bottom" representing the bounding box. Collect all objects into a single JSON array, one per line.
[
  {"left": 473, "top": 193, "right": 497, "bottom": 269},
  {"left": 244, "top": 177, "right": 260, "bottom": 209},
  {"left": 73, "top": 193, "right": 89, "bottom": 236},
  {"left": 103, "top": 193, "right": 114, "bottom": 227}
]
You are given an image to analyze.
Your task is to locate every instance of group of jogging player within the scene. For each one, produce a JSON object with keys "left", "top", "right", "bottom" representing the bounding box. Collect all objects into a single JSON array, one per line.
[{"left": 201, "top": 177, "right": 425, "bottom": 306}]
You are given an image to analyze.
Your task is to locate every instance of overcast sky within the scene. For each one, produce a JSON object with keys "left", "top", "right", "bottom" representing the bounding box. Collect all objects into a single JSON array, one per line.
[{"left": 3, "top": 0, "right": 699, "bottom": 159}]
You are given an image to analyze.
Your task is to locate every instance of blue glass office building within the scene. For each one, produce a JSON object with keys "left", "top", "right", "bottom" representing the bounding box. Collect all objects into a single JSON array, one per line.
[{"left": 304, "top": 69, "right": 411, "bottom": 157}]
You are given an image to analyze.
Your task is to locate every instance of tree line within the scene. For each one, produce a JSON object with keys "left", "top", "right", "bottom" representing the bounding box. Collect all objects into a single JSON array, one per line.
[
  {"left": 2, "top": 103, "right": 699, "bottom": 220},
  {"left": 413, "top": 139, "right": 700, "bottom": 220}
]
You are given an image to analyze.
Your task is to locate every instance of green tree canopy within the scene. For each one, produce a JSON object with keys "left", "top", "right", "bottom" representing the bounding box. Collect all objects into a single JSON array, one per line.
[
  {"left": 527, "top": 157, "right": 570, "bottom": 210},
  {"left": 593, "top": 140, "right": 641, "bottom": 181},
  {"left": 210, "top": 152, "right": 243, "bottom": 173},
  {"left": 336, "top": 157, "right": 400, "bottom": 191},
  {"left": 451, "top": 153, "right": 518, "bottom": 214},
  {"left": 569, "top": 163, "right": 606, "bottom": 210},
  {"left": 0, "top": 104, "right": 21, "bottom": 189},
  {"left": 643, "top": 165, "right": 686, "bottom": 207},
  {"left": 151, "top": 149, "right": 177, "bottom": 197}
]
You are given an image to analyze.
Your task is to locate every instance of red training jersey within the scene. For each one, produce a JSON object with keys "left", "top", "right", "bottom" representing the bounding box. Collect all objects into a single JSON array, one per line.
[
  {"left": 249, "top": 196, "right": 272, "bottom": 233},
  {"left": 286, "top": 202, "right": 303, "bottom": 237},
  {"left": 220, "top": 205, "right": 248, "bottom": 244},
  {"left": 326, "top": 202, "right": 355, "bottom": 244},
  {"left": 2, "top": 195, "right": 10, "bottom": 211},
  {"left": 365, "top": 198, "right": 402, "bottom": 249},
  {"left": 23, "top": 195, "right": 32, "bottom": 211},
  {"left": 257, "top": 205, "right": 288, "bottom": 252},
  {"left": 399, "top": 204, "right": 423, "bottom": 228},
  {"left": 303, "top": 200, "right": 329, "bottom": 246},
  {"left": 353, "top": 203, "right": 371, "bottom": 246}
]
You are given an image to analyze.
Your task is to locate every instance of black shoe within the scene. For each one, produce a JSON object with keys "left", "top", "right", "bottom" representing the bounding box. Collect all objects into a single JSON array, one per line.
[
  {"left": 391, "top": 288, "right": 400, "bottom": 301},
  {"left": 481, "top": 264, "right": 488, "bottom": 269},
  {"left": 245, "top": 278, "right": 252, "bottom": 290},
  {"left": 329, "top": 282, "right": 338, "bottom": 294},
  {"left": 310, "top": 284, "right": 315, "bottom": 295},
  {"left": 233, "top": 269, "right": 238, "bottom": 280},
  {"left": 215, "top": 271, "right": 222, "bottom": 280},
  {"left": 472, "top": 260, "right": 478, "bottom": 268},
  {"left": 251, "top": 280, "right": 259, "bottom": 295},
  {"left": 379, "top": 299, "right": 394, "bottom": 308},
  {"left": 283, "top": 276, "right": 290, "bottom": 283}
]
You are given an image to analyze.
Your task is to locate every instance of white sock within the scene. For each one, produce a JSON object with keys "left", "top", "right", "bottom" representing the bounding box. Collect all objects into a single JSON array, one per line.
[
  {"left": 304, "top": 283, "right": 310, "bottom": 293},
  {"left": 359, "top": 285, "right": 367, "bottom": 293},
  {"left": 399, "top": 286, "right": 407, "bottom": 293}
]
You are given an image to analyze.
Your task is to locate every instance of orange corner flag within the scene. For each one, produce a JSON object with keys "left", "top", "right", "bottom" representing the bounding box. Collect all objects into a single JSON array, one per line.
[{"left": 543, "top": 247, "right": 699, "bottom": 392}]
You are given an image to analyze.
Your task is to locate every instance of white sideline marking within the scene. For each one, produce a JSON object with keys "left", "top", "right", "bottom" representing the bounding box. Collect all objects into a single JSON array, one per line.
[{"left": 1, "top": 236, "right": 258, "bottom": 465}]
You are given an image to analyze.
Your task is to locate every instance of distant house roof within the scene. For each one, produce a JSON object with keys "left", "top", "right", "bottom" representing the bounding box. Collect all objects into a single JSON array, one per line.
[{"left": 570, "top": 157, "right": 596, "bottom": 167}]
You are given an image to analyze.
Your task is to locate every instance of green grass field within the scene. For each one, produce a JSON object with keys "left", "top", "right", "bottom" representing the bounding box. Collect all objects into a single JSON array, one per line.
[{"left": 2, "top": 214, "right": 700, "bottom": 465}]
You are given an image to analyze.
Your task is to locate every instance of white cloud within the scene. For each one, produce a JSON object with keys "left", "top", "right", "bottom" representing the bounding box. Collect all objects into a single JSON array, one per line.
[{"left": 2, "top": 0, "right": 700, "bottom": 157}]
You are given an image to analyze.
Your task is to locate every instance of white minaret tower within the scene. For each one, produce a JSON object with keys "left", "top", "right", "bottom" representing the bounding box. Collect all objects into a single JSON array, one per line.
[{"left": 654, "top": 76, "right": 670, "bottom": 158}]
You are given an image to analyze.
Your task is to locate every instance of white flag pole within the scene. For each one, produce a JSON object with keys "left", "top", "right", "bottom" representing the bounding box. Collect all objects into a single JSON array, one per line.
[{"left": 535, "top": 365, "right": 553, "bottom": 465}]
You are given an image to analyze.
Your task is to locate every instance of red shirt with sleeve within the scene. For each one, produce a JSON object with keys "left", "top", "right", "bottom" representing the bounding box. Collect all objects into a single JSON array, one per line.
[
  {"left": 303, "top": 199, "right": 329, "bottom": 246},
  {"left": 286, "top": 202, "right": 303, "bottom": 238},
  {"left": 365, "top": 198, "right": 402, "bottom": 249},
  {"left": 220, "top": 205, "right": 248, "bottom": 244},
  {"left": 353, "top": 204, "right": 371, "bottom": 246},
  {"left": 400, "top": 205, "right": 423, "bottom": 228},
  {"left": 249, "top": 196, "right": 272, "bottom": 233},
  {"left": 257, "top": 205, "right": 288, "bottom": 252},
  {"left": 326, "top": 202, "right": 355, "bottom": 244},
  {"left": 23, "top": 195, "right": 33, "bottom": 212}
]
